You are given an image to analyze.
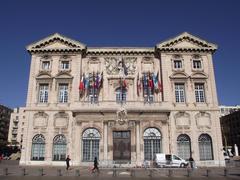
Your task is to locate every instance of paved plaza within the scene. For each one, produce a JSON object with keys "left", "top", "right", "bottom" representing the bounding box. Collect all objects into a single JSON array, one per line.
[{"left": 0, "top": 160, "right": 240, "bottom": 179}]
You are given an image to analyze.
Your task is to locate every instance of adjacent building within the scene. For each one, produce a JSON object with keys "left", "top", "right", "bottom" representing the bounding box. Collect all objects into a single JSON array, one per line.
[
  {"left": 20, "top": 32, "right": 224, "bottom": 167},
  {"left": 8, "top": 107, "right": 26, "bottom": 149},
  {"left": 219, "top": 105, "right": 240, "bottom": 117},
  {"left": 0, "top": 105, "right": 12, "bottom": 147},
  {"left": 220, "top": 110, "right": 240, "bottom": 155}
]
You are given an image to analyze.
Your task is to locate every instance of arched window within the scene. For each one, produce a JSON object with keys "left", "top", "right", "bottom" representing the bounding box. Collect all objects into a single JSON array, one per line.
[
  {"left": 116, "top": 87, "right": 127, "bottom": 104},
  {"left": 31, "top": 134, "right": 45, "bottom": 160},
  {"left": 198, "top": 134, "right": 213, "bottom": 160},
  {"left": 177, "top": 134, "right": 191, "bottom": 160},
  {"left": 53, "top": 134, "right": 67, "bottom": 161},
  {"left": 143, "top": 128, "right": 161, "bottom": 160},
  {"left": 82, "top": 128, "right": 100, "bottom": 162}
]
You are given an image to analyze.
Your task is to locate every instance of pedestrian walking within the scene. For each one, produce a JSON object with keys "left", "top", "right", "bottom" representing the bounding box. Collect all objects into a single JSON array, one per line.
[
  {"left": 189, "top": 156, "right": 195, "bottom": 169},
  {"left": 92, "top": 157, "right": 99, "bottom": 173},
  {"left": 66, "top": 155, "right": 71, "bottom": 170}
]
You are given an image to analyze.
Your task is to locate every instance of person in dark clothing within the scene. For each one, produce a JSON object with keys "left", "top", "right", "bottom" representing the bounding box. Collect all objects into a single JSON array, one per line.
[
  {"left": 92, "top": 157, "right": 99, "bottom": 173},
  {"left": 66, "top": 155, "right": 71, "bottom": 170},
  {"left": 189, "top": 156, "right": 194, "bottom": 169}
]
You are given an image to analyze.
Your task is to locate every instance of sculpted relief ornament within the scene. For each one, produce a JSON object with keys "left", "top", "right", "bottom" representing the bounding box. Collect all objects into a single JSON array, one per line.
[
  {"left": 116, "top": 107, "right": 128, "bottom": 125},
  {"left": 105, "top": 57, "right": 137, "bottom": 75}
]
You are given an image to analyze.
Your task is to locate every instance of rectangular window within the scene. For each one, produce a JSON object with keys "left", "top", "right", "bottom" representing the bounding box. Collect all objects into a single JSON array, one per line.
[
  {"left": 39, "top": 84, "right": 49, "bottom": 103},
  {"left": 175, "top": 83, "right": 185, "bottom": 103},
  {"left": 193, "top": 60, "right": 202, "bottom": 69},
  {"left": 88, "top": 87, "right": 98, "bottom": 104},
  {"left": 42, "top": 61, "right": 50, "bottom": 70},
  {"left": 195, "top": 83, "right": 205, "bottom": 102},
  {"left": 174, "top": 60, "right": 182, "bottom": 69},
  {"left": 58, "top": 84, "right": 68, "bottom": 103},
  {"left": 60, "top": 61, "right": 70, "bottom": 70},
  {"left": 143, "top": 72, "right": 154, "bottom": 103}
]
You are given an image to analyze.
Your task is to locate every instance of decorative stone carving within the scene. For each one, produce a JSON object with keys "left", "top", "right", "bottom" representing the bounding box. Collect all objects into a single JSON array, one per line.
[
  {"left": 54, "top": 112, "right": 69, "bottom": 128},
  {"left": 195, "top": 112, "right": 211, "bottom": 129},
  {"left": 174, "top": 112, "right": 191, "bottom": 129},
  {"left": 105, "top": 57, "right": 137, "bottom": 75},
  {"left": 141, "top": 57, "right": 154, "bottom": 72},
  {"left": 116, "top": 107, "right": 128, "bottom": 125},
  {"left": 33, "top": 112, "right": 48, "bottom": 128}
]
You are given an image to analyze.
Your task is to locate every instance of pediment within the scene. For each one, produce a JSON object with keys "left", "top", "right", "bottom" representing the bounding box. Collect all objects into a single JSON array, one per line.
[
  {"left": 27, "top": 33, "right": 86, "bottom": 53},
  {"left": 190, "top": 72, "right": 208, "bottom": 79},
  {"left": 55, "top": 71, "right": 73, "bottom": 79},
  {"left": 169, "top": 72, "right": 189, "bottom": 79},
  {"left": 156, "top": 32, "right": 217, "bottom": 52},
  {"left": 36, "top": 71, "right": 52, "bottom": 79}
]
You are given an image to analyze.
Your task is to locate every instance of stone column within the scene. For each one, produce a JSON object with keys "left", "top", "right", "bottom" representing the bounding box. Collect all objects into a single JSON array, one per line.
[
  {"left": 136, "top": 121, "right": 140, "bottom": 166},
  {"left": 103, "top": 121, "right": 108, "bottom": 161}
]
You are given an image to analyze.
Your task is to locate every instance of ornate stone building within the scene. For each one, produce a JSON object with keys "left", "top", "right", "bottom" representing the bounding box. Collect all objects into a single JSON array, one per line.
[{"left": 20, "top": 32, "right": 224, "bottom": 166}]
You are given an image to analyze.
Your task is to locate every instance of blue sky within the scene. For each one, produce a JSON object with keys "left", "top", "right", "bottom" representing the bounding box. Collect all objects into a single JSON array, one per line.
[{"left": 0, "top": 0, "right": 239, "bottom": 108}]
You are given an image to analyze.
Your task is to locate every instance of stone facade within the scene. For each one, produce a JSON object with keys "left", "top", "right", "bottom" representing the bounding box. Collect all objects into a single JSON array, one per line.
[
  {"left": 19, "top": 32, "right": 224, "bottom": 167},
  {"left": 0, "top": 105, "right": 12, "bottom": 147},
  {"left": 8, "top": 107, "right": 25, "bottom": 148}
]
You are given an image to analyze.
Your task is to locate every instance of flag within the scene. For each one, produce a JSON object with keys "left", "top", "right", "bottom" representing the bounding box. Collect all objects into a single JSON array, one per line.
[
  {"left": 98, "top": 72, "right": 103, "bottom": 89},
  {"left": 96, "top": 72, "right": 99, "bottom": 89},
  {"left": 79, "top": 73, "right": 85, "bottom": 94},
  {"left": 148, "top": 72, "right": 154, "bottom": 89},
  {"left": 143, "top": 73, "right": 147, "bottom": 87},
  {"left": 154, "top": 72, "right": 159, "bottom": 90},
  {"left": 158, "top": 81, "right": 163, "bottom": 92},
  {"left": 137, "top": 73, "right": 141, "bottom": 96},
  {"left": 84, "top": 74, "right": 89, "bottom": 91},
  {"left": 122, "top": 58, "right": 128, "bottom": 77}
]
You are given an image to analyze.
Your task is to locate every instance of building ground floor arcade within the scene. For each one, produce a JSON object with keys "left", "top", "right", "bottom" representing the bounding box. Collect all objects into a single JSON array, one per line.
[{"left": 19, "top": 109, "right": 225, "bottom": 167}]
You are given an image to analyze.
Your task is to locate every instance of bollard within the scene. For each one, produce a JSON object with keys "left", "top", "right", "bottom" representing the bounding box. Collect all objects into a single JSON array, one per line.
[
  {"left": 148, "top": 169, "right": 153, "bottom": 177},
  {"left": 75, "top": 169, "right": 80, "bottom": 176},
  {"left": 113, "top": 166, "right": 117, "bottom": 177},
  {"left": 39, "top": 168, "right": 44, "bottom": 176},
  {"left": 206, "top": 169, "right": 210, "bottom": 177},
  {"left": 22, "top": 168, "right": 26, "bottom": 176},
  {"left": 187, "top": 168, "right": 192, "bottom": 177},
  {"left": 224, "top": 168, "right": 228, "bottom": 177},
  {"left": 4, "top": 168, "right": 8, "bottom": 176},
  {"left": 57, "top": 169, "right": 62, "bottom": 176},
  {"left": 168, "top": 169, "right": 173, "bottom": 177},
  {"left": 130, "top": 169, "right": 135, "bottom": 177}
]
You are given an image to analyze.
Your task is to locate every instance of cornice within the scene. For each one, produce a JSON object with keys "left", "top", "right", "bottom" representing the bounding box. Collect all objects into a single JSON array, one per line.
[
  {"left": 87, "top": 47, "right": 155, "bottom": 56},
  {"left": 156, "top": 32, "right": 217, "bottom": 53}
]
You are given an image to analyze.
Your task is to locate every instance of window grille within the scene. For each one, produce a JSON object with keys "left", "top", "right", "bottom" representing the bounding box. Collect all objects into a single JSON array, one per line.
[
  {"left": 174, "top": 60, "right": 182, "bottom": 69},
  {"left": 88, "top": 87, "right": 98, "bottom": 104},
  {"left": 53, "top": 134, "right": 67, "bottom": 161},
  {"left": 198, "top": 134, "right": 213, "bottom": 160},
  {"left": 143, "top": 128, "right": 161, "bottom": 160},
  {"left": 142, "top": 73, "right": 154, "bottom": 103},
  {"left": 193, "top": 60, "right": 202, "bottom": 69},
  {"left": 31, "top": 134, "right": 45, "bottom": 160},
  {"left": 82, "top": 128, "right": 100, "bottom": 162},
  {"left": 59, "top": 84, "right": 68, "bottom": 103},
  {"left": 39, "top": 84, "right": 49, "bottom": 103},
  {"left": 195, "top": 83, "right": 205, "bottom": 102},
  {"left": 42, "top": 61, "right": 50, "bottom": 70},
  {"left": 177, "top": 134, "right": 191, "bottom": 160},
  {"left": 175, "top": 83, "right": 185, "bottom": 103},
  {"left": 116, "top": 87, "right": 127, "bottom": 104},
  {"left": 60, "top": 61, "right": 70, "bottom": 70}
]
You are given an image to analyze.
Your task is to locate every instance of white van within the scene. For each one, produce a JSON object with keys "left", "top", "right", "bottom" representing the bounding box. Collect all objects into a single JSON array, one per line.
[{"left": 154, "top": 153, "right": 188, "bottom": 168}]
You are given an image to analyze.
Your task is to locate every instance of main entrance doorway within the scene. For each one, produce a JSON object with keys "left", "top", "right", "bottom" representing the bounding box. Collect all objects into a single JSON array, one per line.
[{"left": 113, "top": 131, "right": 131, "bottom": 162}]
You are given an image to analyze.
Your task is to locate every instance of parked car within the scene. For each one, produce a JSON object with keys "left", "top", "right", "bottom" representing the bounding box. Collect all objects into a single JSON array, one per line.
[{"left": 154, "top": 153, "right": 188, "bottom": 168}]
